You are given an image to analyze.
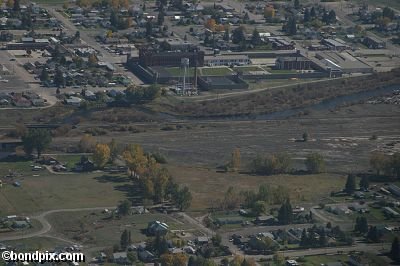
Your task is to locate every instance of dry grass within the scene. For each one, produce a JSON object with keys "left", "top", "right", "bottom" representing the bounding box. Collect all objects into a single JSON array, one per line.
[
  {"left": 0, "top": 168, "right": 131, "bottom": 215},
  {"left": 156, "top": 69, "right": 400, "bottom": 117},
  {"left": 167, "top": 165, "right": 346, "bottom": 211}
]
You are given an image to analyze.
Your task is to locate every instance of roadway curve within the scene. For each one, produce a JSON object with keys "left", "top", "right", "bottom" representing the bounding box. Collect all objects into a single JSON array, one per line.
[{"left": 0, "top": 207, "right": 115, "bottom": 242}]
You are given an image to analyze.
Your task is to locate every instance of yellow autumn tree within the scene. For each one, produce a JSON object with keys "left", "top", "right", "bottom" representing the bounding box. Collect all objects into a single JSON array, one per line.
[
  {"left": 205, "top": 18, "right": 216, "bottom": 31},
  {"left": 120, "top": 0, "right": 129, "bottom": 9},
  {"left": 229, "top": 148, "right": 241, "bottom": 172},
  {"left": 111, "top": 0, "right": 119, "bottom": 9},
  {"left": 88, "top": 53, "right": 98, "bottom": 66},
  {"left": 79, "top": 134, "right": 96, "bottom": 152},
  {"left": 93, "top": 143, "right": 111, "bottom": 168},
  {"left": 264, "top": 6, "right": 275, "bottom": 19},
  {"left": 123, "top": 144, "right": 148, "bottom": 178},
  {"left": 6, "top": 0, "right": 13, "bottom": 9},
  {"left": 215, "top": 24, "right": 225, "bottom": 32}
]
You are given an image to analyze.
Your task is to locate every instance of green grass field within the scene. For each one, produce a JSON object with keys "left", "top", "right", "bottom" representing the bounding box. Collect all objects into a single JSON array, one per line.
[
  {"left": 165, "top": 67, "right": 198, "bottom": 77},
  {"left": 233, "top": 66, "right": 265, "bottom": 72},
  {"left": 300, "top": 254, "right": 349, "bottom": 266},
  {"left": 201, "top": 67, "right": 233, "bottom": 76}
]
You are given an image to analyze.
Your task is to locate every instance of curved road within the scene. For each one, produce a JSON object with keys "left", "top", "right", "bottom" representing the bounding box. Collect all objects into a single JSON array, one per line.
[{"left": 0, "top": 207, "right": 115, "bottom": 242}]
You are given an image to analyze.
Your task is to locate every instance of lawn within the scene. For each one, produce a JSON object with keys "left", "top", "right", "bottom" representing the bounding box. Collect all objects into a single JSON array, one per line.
[
  {"left": 201, "top": 67, "right": 233, "bottom": 76},
  {"left": 233, "top": 66, "right": 265, "bottom": 72},
  {"left": 46, "top": 211, "right": 193, "bottom": 247},
  {"left": 300, "top": 254, "right": 349, "bottom": 266},
  {"left": 167, "top": 165, "right": 346, "bottom": 211},
  {"left": 33, "top": 0, "right": 67, "bottom": 4},
  {"left": 0, "top": 169, "right": 132, "bottom": 215},
  {"left": 268, "top": 69, "right": 298, "bottom": 74},
  {"left": 165, "top": 67, "right": 198, "bottom": 77},
  {"left": 54, "top": 154, "right": 87, "bottom": 169}
]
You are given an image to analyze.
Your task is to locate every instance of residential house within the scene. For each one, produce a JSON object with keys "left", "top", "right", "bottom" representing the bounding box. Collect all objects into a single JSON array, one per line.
[
  {"left": 73, "top": 156, "right": 95, "bottom": 172},
  {"left": 255, "top": 215, "right": 276, "bottom": 225},
  {"left": 147, "top": 221, "right": 169, "bottom": 236},
  {"left": 196, "top": 236, "right": 210, "bottom": 245},
  {"left": 112, "top": 252, "right": 129, "bottom": 264},
  {"left": 388, "top": 184, "right": 400, "bottom": 197},
  {"left": 138, "top": 250, "right": 155, "bottom": 262},
  {"left": 65, "top": 96, "right": 83, "bottom": 106},
  {"left": 349, "top": 255, "right": 369, "bottom": 266}
]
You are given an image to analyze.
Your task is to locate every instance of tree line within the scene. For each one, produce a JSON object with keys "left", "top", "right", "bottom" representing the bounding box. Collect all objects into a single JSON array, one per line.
[{"left": 226, "top": 148, "right": 326, "bottom": 175}]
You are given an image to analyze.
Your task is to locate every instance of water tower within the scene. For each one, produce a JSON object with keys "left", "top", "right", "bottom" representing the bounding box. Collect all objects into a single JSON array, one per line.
[{"left": 180, "top": 58, "right": 190, "bottom": 94}]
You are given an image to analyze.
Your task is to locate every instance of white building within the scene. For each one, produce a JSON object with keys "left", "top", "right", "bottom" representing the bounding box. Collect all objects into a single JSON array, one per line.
[{"left": 204, "top": 54, "right": 250, "bottom": 66}]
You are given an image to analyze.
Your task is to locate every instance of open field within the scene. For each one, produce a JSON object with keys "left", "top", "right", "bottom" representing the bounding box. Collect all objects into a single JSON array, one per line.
[
  {"left": 167, "top": 165, "right": 346, "bottom": 211},
  {"left": 46, "top": 211, "right": 194, "bottom": 247},
  {"left": 300, "top": 253, "right": 390, "bottom": 266},
  {"left": 4, "top": 237, "right": 70, "bottom": 251},
  {"left": 0, "top": 166, "right": 131, "bottom": 215}
]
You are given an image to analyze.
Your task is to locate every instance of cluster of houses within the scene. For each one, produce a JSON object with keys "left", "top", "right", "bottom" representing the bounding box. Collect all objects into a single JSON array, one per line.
[
  {"left": 0, "top": 2, "right": 60, "bottom": 30},
  {"left": 0, "top": 215, "right": 31, "bottom": 231},
  {"left": 0, "top": 91, "right": 47, "bottom": 107}
]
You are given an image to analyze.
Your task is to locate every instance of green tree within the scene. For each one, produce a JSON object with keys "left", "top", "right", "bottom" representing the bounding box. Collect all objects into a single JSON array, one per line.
[
  {"left": 211, "top": 234, "right": 222, "bottom": 247},
  {"left": 294, "top": 0, "right": 300, "bottom": 9},
  {"left": 158, "top": 10, "right": 164, "bottom": 26},
  {"left": 118, "top": 200, "right": 131, "bottom": 216},
  {"left": 355, "top": 216, "right": 368, "bottom": 234},
  {"left": 39, "top": 68, "right": 49, "bottom": 82},
  {"left": 120, "top": 229, "right": 130, "bottom": 250},
  {"left": 283, "top": 17, "right": 297, "bottom": 35},
  {"left": 367, "top": 226, "right": 381, "bottom": 242},
  {"left": 278, "top": 199, "right": 293, "bottom": 225},
  {"left": 359, "top": 176, "right": 369, "bottom": 191},
  {"left": 251, "top": 28, "right": 262, "bottom": 46},
  {"left": 310, "top": 7, "right": 316, "bottom": 18},
  {"left": 305, "top": 153, "right": 325, "bottom": 173},
  {"left": 22, "top": 128, "right": 52, "bottom": 158},
  {"left": 54, "top": 68, "right": 65, "bottom": 88},
  {"left": 304, "top": 8, "right": 310, "bottom": 23},
  {"left": 370, "top": 152, "right": 387, "bottom": 176},
  {"left": 175, "top": 186, "right": 192, "bottom": 211},
  {"left": 344, "top": 174, "right": 356, "bottom": 194},
  {"left": 13, "top": 0, "right": 20, "bottom": 12},
  {"left": 391, "top": 153, "right": 400, "bottom": 178},
  {"left": 252, "top": 201, "right": 266, "bottom": 216},
  {"left": 146, "top": 21, "right": 153, "bottom": 37},
  {"left": 390, "top": 237, "right": 400, "bottom": 262},
  {"left": 302, "top": 132, "right": 309, "bottom": 142},
  {"left": 223, "top": 27, "right": 230, "bottom": 42},
  {"left": 232, "top": 26, "right": 246, "bottom": 46}
]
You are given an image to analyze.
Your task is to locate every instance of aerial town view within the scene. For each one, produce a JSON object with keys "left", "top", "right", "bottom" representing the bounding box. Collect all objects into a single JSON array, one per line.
[{"left": 0, "top": 0, "right": 400, "bottom": 265}]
